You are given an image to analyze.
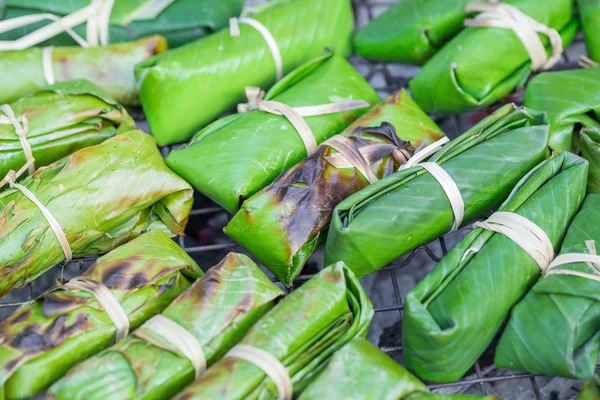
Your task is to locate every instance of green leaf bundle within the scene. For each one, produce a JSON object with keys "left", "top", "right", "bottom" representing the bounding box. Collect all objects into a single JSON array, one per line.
[
  {"left": 582, "top": 127, "right": 600, "bottom": 194},
  {"left": 579, "top": 0, "right": 600, "bottom": 62}
]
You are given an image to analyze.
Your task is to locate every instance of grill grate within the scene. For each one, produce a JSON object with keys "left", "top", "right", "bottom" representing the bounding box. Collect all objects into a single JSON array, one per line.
[{"left": 0, "top": 0, "right": 592, "bottom": 398}]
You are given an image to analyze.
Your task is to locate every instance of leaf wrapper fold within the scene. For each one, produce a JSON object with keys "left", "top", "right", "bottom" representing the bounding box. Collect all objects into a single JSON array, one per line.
[
  {"left": 353, "top": 0, "right": 471, "bottom": 64},
  {"left": 166, "top": 54, "right": 379, "bottom": 214},
  {"left": 299, "top": 339, "right": 498, "bottom": 400},
  {"left": 0, "top": 230, "right": 202, "bottom": 399},
  {"left": 47, "top": 252, "right": 283, "bottom": 400},
  {"left": 0, "top": 80, "right": 135, "bottom": 178},
  {"left": 0, "top": 35, "right": 167, "bottom": 105},
  {"left": 409, "top": 0, "right": 578, "bottom": 115},
  {"left": 325, "top": 105, "right": 551, "bottom": 278},
  {"left": 578, "top": 0, "right": 600, "bottom": 62},
  {"left": 225, "top": 89, "right": 443, "bottom": 286},
  {"left": 582, "top": 127, "right": 600, "bottom": 194},
  {"left": 172, "top": 262, "right": 373, "bottom": 400},
  {"left": 402, "top": 152, "right": 588, "bottom": 383},
  {"left": 0, "top": 0, "right": 243, "bottom": 48},
  {"left": 136, "top": 0, "right": 356, "bottom": 145},
  {"left": 495, "top": 194, "right": 600, "bottom": 379},
  {"left": 0, "top": 130, "right": 194, "bottom": 297}
]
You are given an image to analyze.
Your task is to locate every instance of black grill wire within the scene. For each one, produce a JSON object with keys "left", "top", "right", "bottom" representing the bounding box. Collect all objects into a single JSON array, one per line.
[{"left": 0, "top": 0, "right": 592, "bottom": 398}]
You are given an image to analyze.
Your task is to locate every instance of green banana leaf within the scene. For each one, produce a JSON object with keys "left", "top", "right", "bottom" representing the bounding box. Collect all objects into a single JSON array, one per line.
[
  {"left": 0, "top": 230, "right": 202, "bottom": 399},
  {"left": 579, "top": 0, "right": 600, "bottom": 62},
  {"left": 171, "top": 262, "right": 373, "bottom": 400},
  {"left": 0, "top": 35, "right": 167, "bottom": 105},
  {"left": 494, "top": 194, "right": 600, "bottom": 379},
  {"left": 298, "top": 339, "right": 498, "bottom": 400},
  {"left": 46, "top": 252, "right": 284, "bottom": 400},
  {"left": 353, "top": 0, "right": 471, "bottom": 64},
  {"left": 579, "top": 376, "right": 600, "bottom": 400},
  {"left": 136, "top": 0, "right": 355, "bottom": 145},
  {"left": 0, "top": 80, "right": 135, "bottom": 178},
  {"left": 0, "top": 0, "right": 243, "bottom": 48},
  {"left": 166, "top": 53, "right": 379, "bottom": 214},
  {"left": 0, "top": 130, "right": 193, "bottom": 297},
  {"left": 523, "top": 65, "right": 600, "bottom": 152},
  {"left": 402, "top": 152, "right": 588, "bottom": 383},
  {"left": 582, "top": 127, "right": 600, "bottom": 193},
  {"left": 325, "top": 105, "right": 551, "bottom": 278},
  {"left": 409, "top": 0, "right": 579, "bottom": 115},
  {"left": 225, "top": 89, "right": 444, "bottom": 286}
]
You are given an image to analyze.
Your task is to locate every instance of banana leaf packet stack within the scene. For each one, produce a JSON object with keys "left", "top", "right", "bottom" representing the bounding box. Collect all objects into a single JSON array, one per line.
[
  {"left": 495, "top": 194, "right": 600, "bottom": 379},
  {"left": 579, "top": 0, "right": 600, "bottom": 62},
  {"left": 136, "top": 0, "right": 356, "bottom": 145},
  {"left": 0, "top": 130, "right": 193, "bottom": 297},
  {"left": 298, "top": 339, "right": 498, "bottom": 400},
  {"left": 0, "top": 35, "right": 167, "bottom": 105},
  {"left": 523, "top": 65, "right": 600, "bottom": 152},
  {"left": 0, "top": 80, "right": 135, "bottom": 178},
  {"left": 354, "top": 0, "right": 472, "bottom": 64},
  {"left": 172, "top": 262, "right": 373, "bottom": 400},
  {"left": 166, "top": 53, "right": 379, "bottom": 214},
  {"left": 225, "top": 89, "right": 444, "bottom": 286},
  {"left": 0, "top": 0, "right": 243, "bottom": 49},
  {"left": 47, "top": 253, "right": 284, "bottom": 400},
  {"left": 402, "top": 152, "right": 588, "bottom": 383},
  {"left": 325, "top": 105, "right": 550, "bottom": 278},
  {"left": 582, "top": 127, "right": 600, "bottom": 193},
  {"left": 0, "top": 230, "right": 203, "bottom": 399},
  {"left": 409, "top": 0, "right": 578, "bottom": 115}
]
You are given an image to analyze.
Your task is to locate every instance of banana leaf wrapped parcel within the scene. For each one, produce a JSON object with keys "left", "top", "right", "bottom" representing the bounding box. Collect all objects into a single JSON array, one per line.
[
  {"left": 1, "top": 80, "right": 135, "bottom": 178},
  {"left": 298, "top": 339, "right": 498, "bottom": 400},
  {"left": 0, "top": 35, "right": 167, "bottom": 105},
  {"left": 325, "top": 105, "right": 550, "bottom": 278},
  {"left": 523, "top": 66, "right": 600, "bottom": 152},
  {"left": 0, "top": 130, "right": 193, "bottom": 297},
  {"left": 47, "top": 253, "right": 284, "bottom": 400},
  {"left": 225, "top": 89, "right": 444, "bottom": 286},
  {"left": 0, "top": 230, "right": 202, "bottom": 399},
  {"left": 136, "top": 0, "right": 356, "bottom": 145},
  {"left": 582, "top": 127, "right": 600, "bottom": 193},
  {"left": 409, "top": 0, "right": 578, "bottom": 115},
  {"left": 578, "top": 0, "right": 600, "bottom": 62},
  {"left": 0, "top": 0, "right": 243, "bottom": 49},
  {"left": 166, "top": 53, "right": 379, "bottom": 214},
  {"left": 353, "top": 0, "right": 471, "bottom": 64},
  {"left": 495, "top": 194, "right": 600, "bottom": 379},
  {"left": 172, "top": 262, "right": 373, "bottom": 400},
  {"left": 403, "top": 152, "right": 588, "bottom": 383}
]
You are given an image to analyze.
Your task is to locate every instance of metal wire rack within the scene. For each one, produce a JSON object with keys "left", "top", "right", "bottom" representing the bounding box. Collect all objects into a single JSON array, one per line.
[{"left": 0, "top": 0, "right": 592, "bottom": 399}]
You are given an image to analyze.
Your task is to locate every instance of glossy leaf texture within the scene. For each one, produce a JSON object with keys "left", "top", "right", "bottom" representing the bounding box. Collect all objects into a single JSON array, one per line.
[
  {"left": 298, "top": 339, "right": 498, "bottom": 400},
  {"left": 523, "top": 66, "right": 600, "bottom": 152},
  {"left": 495, "top": 194, "right": 600, "bottom": 379},
  {"left": 579, "top": 0, "right": 600, "bottom": 62},
  {"left": 0, "top": 0, "right": 243, "bottom": 48},
  {"left": 353, "top": 0, "right": 472, "bottom": 64},
  {"left": 581, "top": 127, "right": 600, "bottom": 194},
  {"left": 402, "top": 152, "right": 588, "bottom": 383},
  {"left": 0, "top": 230, "right": 202, "bottom": 399},
  {"left": 172, "top": 262, "right": 373, "bottom": 400},
  {"left": 136, "top": 0, "right": 356, "bottom": 145},
  {"left": 47, "top": 253, "right": 284, "bottom": 400},
  {"left": 0, "top": 35, "right": 167, "bottom": 105},
  {"left": 325, "top": 105, "right": 551, "bottom": 278},
  {"left": 0, "top": 80, "right": 135, "bottom": 178},
  {"left": 166, "top": 54, "right": 379, "bottom": 214},
  {"left": 225, "top": 89, "right": 444, "bottom": 286},
  {"left": 409, "top": 0, "right": 578, "bottom": 115},
  {"left": 0, "top": 130, "right": 194, "bottom": 297}
]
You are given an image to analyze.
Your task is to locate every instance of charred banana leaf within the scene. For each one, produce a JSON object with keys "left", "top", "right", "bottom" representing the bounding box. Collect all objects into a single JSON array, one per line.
[
  {"left": 325, "top": 105, "right": 550, "bottom": 278},
  {"left": 403, "top": 152, "right": 588, "bottom": 383},
  {"left": 0, "top": 35, "right": 167, "bottom": 105},
  {"left": 172, "top": 262, "right": 373, "bottom": 400},
  {"left": 0, "top": 230, "right": 202, "bottom": 399},
  {"left": 136, "top": 0, "right": 355, "bottom": 145},
  {"left": 579, "top": 0, "right": 600, "bottom": 62},
  {"left": 0, "top": 130, "right": 193, "bottom": 297},
  {"left": 225, "top": 89, "right": 444, "bottom": 286},
  {"left": 166, "top": 53, "right": 379, "bottom": 214},
  {"left": 47, "top": 253, "right": 283, "bottom": 400},
  {"left": 0, "top": 80, "right": 135, "bottom": 178}
]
